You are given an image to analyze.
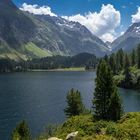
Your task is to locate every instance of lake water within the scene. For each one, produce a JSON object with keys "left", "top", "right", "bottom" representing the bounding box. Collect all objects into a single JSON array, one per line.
[{"left": 0, "top": 71, "right": 140, "bottom": 140}]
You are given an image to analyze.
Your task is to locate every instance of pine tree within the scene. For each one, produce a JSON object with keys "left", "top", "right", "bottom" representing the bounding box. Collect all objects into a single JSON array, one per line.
[
  {"left": 64, "top": 89, "right": 85, "bottom": 118},
  {"left": 12, "top": 120, "right": 31, "bottom": 140},
  {"left": 117, "top": 49, "right": 124, "bottom": 70},
  {"left": 93, "top": 60, "right": 123, "bottom": 121},
  {"left": 124, "top": 54, "right": 132, "bottom": 82},
  {"left": 108, "top": 88, "right": 123, "bottom": 121},
  {"left": 109, "top": 53, "right": 116, "bottom": 75},
  {"left": 104, "top": 54, "right": 109, "bottom": 64},
  {"left": 131, "top": 49, "right": 136, "bottom": 66},
  {"left": 137, "top": 44, "right": 140, "bottom": 69},
  {"left": 124, "top": 54, "right": 130, "bottom": 69},
  {"left": 116, "top": 52, "right": 121, "bottom": 73}
]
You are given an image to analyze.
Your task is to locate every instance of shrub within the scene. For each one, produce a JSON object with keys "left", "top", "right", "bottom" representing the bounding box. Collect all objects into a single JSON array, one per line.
[
  {"left": 11, "top": 120, "right": 31, "bottom": 140},
  {"left": 106, "top": 123, "right": 118, "bottom": 136},
  {"left": 92, "top": 121, "right": 108, "bottom": 134}
]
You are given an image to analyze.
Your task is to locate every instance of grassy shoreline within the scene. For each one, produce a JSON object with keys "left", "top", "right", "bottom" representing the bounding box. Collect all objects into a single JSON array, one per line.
[
  {"left": 37, "top": 112, "right": 140, "bottom": 140},
  {"left": 28, "top": 67, "right": 87, "bottom": 72}
]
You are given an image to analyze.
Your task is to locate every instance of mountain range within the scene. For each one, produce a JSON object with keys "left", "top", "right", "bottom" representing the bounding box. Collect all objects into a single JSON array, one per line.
[
  {"left": 111, "top": 22, "right": 140, "bottom": 52},
  {"left": 0, "top": 0, "right": 109, "bottom": 60},
  {"left": 0, "top": 0, "right": 140, "bottom": 61}
]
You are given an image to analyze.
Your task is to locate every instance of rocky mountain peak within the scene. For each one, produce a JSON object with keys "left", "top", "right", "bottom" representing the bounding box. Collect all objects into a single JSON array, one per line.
[
  {"left": 111, "top": 22, "right": 140, "bottom": 52},
  {"left": 126, "top": 22, "right": 140, "bottom": 35},
  {"left": 0, "top": 0, "right": 17, "bottom": 9}
]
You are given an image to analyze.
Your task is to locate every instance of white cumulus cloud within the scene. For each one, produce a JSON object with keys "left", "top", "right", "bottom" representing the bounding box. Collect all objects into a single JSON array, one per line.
[
  {"left": 62, "top": 4, "right": 121, "bottom": 42},
  {"left": 132, "top": 7, "right": 140, "bottom": 23},
  {"left": 101, "top": 33, "right": 116, "bottom": 42},
  {"left": 20, "top": 3, "right": 57, "bottom": 17},
  {"left": 20, "top": 3, "right": 121, "bottom": 42}
]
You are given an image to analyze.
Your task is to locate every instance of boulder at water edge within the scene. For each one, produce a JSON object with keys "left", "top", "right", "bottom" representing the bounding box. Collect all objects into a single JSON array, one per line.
[
  {"left": 66, "top": 131, "right": 79, "bottom": 140},
  {"left": 48, "top": 137, "right": 63, "bottom": 140}
]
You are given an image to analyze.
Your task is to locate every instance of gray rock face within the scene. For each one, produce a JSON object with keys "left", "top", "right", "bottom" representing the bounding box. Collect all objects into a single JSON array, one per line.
[
  {"left": 34, "top": 15, "right": 109, "bottom": 57},
  {"left": 111, "top": 22, "right": 140, "bottom": 52}
]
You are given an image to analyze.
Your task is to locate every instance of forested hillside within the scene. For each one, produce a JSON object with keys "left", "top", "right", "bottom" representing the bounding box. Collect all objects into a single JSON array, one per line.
[{"left": 103, "top": 44, "right": 140, "bottom": 89}]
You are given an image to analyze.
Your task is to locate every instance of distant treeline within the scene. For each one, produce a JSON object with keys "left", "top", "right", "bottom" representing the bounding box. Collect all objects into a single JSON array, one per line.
[
  {"left": 26, "top": 53, "right": 98, "bottom": 70},
  {"left": 0, "top": 53, "right": 98, "bottom": 72},
  {"left": 0, "top": 59, "right": 16, "bottom": 72}
]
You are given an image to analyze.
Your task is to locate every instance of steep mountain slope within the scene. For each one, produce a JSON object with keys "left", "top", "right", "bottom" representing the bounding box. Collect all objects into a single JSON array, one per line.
[
  {"left": 0, "top": 0, "right": 55, "bottom": 60},
  {"left": 0, "top": 0, "right": 109, "bottom": 60},
  {"left": 32, "top": 15, "right": 109, "bottom": 57},
  {"left": 111, "top": 22, "right": 140, "bottom": 52}
]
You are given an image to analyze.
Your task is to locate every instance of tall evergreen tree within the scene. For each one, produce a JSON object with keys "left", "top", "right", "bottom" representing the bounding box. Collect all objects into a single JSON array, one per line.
[
  {"left": 124, "top": 54, "right": 132, "bottom": 82},
  {"left": 108, "top": 88, "right": 123, "bottom": 121},
  {"left": 104, "top": 54, "right": 109, "bottom": 64},
  {"left": 116, "top": 52, "right": 121, "bottom": 73},
  {"left": 118, "top": 49, "right": 124, "bottom": 70},
  {"left": 124, "top": 54, "right": 130, "bottom": 70},
  {"left": 137, "top": 44, "right": 140, "bottom": 69},
  {"left": 64, "top": 89, "right": 85, "bottom": 118},
  {"left": 109, "top": 53, "right": 116, "bottom": 75},
  {"left": 131, "top": 49, "right": 136, "bottom": 66},
  {"left": 12, "top": 120, "right": 31, "bottom": 140},
  {"left": 93, "top": 60, "right": 123, "bottom": 121}
]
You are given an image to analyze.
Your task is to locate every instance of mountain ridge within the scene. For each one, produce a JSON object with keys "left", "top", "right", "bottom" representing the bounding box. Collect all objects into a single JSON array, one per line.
[
  {"left": 111, "top": 22, "right": 140, "bottom": 52},
  {"left": 0, "top": 0, "right": 109, "bottom": 60}
]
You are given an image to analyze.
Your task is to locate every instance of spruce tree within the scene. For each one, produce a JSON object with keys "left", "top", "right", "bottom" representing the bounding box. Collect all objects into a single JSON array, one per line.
[
  {"left": 124, "top": 54, "right": 130, "bottom": 70},
  {"left": 116, "top": 52, "right": 121, "bottom": 73},
  {"left": 108, "top": 88, "right": 123, "bottom": 121},
  {"left": 104, "top": 54, "right": 109, "bottom": 64},
  {"left": 131, "top": 49, "right": 136, "bottom": 66},
  {"left": 124, "top": 54, "right": 132, "bottom": 82},
  {"left": 118, "top": 49, "right": 124, "bottom": 70},
  {"left": 137, "top": 44, "right": 140, "bottom": 69},
  {"left": 93, "top": 60, "right": 123, "bottom": 121},
  {"left": 64, "top": 89, "right": 85, "bottom": 118},
  {"left": 109, "top": 53, "right": 116, "bottom": 75},
  {"left": 12, "top": 120, "right": 31, "bottom": 140}
]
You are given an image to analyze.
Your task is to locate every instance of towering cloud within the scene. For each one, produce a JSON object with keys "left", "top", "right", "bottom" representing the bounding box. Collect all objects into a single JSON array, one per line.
[
  {"left": 20, "top": 3, "right": 57, "bottom": 17},
  {"left": 63, "top": 4, "right": 121, "bottom": 42},
  {"left": 20, "top": 3, "right": 121, "bottom": 42},
  {"left": 132, "top": 7, "right": 140, "bottom": 23}
]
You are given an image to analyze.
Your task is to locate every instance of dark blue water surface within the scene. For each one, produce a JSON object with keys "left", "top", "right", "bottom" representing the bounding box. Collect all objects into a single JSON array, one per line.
[{"left": 0, "top": 71, "right": 140, "bottom": 140}]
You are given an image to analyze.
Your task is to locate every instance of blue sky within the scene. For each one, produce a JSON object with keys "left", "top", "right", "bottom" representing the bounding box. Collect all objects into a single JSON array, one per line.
[{"left": 12, "top": 0, "right": 140, "bottom": 42}]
